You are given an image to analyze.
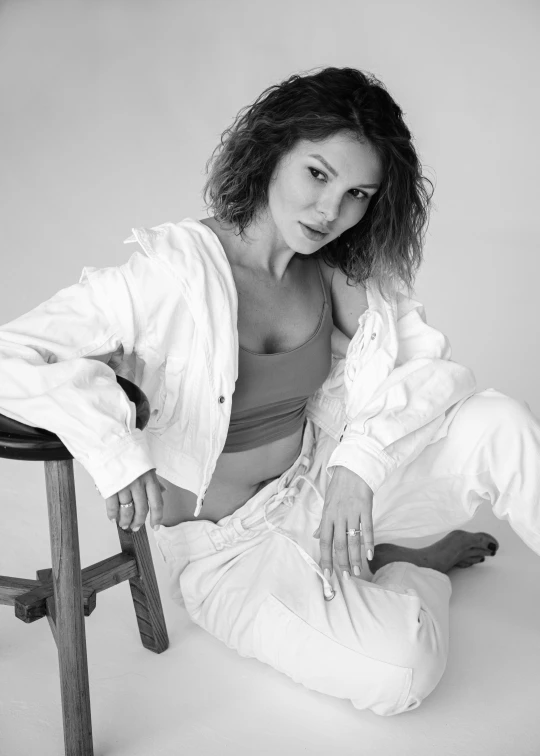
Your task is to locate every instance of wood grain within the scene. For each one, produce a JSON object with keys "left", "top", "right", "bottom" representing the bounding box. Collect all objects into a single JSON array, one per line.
[
  {"left": 117, "top": 524, "right": 169, "bottom": 653},
  {"left": 45, "top": 458, "right": 93, "bottom": 756},
  {"left": 0, "top": 576, "right": 40, "bottom": 604}
]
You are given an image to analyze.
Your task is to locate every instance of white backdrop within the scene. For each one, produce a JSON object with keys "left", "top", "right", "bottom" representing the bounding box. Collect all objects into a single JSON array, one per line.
[{"left": 1, "top": 3, "right": 540, "bottom": 755}]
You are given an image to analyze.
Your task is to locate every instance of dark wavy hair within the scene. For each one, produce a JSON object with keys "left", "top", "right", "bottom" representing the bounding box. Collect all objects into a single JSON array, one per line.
[{"left": 203, "top": 66, "right": 433, "bottom": 301}]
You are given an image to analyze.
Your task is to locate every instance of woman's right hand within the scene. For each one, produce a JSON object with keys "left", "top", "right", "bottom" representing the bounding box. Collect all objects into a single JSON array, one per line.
[{"left": 105, "top": 468, "right": 164, "bottom": 532}]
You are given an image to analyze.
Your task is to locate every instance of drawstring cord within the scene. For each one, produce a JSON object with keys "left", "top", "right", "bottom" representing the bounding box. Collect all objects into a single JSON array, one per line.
[{"left": 261, "top": 470, "right": 335, "bottom": 600}]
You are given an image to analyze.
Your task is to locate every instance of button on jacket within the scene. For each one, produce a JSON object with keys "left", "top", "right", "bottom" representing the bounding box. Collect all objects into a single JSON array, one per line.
[{"left": 0, "top": 218, "right": 477, "bottom": 516}]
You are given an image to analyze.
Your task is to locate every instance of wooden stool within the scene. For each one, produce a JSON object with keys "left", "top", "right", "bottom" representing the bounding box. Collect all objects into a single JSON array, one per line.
[{"left": 0, "top": 375, "right": 169, "bottom": 756}]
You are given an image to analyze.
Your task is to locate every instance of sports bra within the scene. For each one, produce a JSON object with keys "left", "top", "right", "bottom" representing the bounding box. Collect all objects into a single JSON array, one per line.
[{"left": 222, "top": 258, "right": 333, "bottom": 453}]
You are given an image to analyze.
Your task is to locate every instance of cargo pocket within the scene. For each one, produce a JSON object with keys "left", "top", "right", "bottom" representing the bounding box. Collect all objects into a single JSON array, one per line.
[{"left": 251, "top": 593, "right": 412, "bottom": 715}]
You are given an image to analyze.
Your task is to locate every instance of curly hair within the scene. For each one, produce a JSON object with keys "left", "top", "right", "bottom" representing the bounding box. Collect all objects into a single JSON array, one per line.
[{"left": 202, "top": 66, "right": 433, "bottom": 301}]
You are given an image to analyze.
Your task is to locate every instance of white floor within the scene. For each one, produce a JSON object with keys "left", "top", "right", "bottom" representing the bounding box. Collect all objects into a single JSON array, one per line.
[{"left": 1, "top": 458, "right": 539, "bottom": 756}]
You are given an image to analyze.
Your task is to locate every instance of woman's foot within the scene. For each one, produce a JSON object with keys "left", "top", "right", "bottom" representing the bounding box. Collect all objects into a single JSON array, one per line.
[{"left": 368, "top": 530, "right": 499, "bottom": 575}]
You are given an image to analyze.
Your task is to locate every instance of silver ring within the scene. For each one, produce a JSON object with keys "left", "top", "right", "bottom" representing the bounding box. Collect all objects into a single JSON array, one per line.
[
  {"left": 346, "top": 527, "right": 362, "bottom": 537},
  {"left": 119, "top": 501, "right": 134, "bottom": 508}
]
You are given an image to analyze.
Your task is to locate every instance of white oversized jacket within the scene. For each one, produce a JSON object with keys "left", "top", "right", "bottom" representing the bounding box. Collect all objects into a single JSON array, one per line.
[{"left": 0, "top": 218, "right": 477, "bottom": 517}]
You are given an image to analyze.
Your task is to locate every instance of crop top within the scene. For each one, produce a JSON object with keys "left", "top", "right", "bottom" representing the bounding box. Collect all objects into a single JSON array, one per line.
[{"left": 222, "top": 259, "right": 333, "bottom": 453}]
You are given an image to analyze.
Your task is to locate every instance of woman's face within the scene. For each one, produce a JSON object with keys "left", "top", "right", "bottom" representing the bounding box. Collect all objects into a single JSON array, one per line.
[{"left": 266, "top": 130, "right": 383, "bottom": 253}]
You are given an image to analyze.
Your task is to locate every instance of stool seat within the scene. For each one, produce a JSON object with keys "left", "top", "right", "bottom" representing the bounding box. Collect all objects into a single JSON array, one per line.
[{"left": 0, "top": 374, "right": 150, "bottom": 461}]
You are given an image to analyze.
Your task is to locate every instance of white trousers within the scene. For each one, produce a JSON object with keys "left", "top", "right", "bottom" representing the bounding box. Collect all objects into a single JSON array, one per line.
[{"left": 153, "top": 388, "right": 540, "bottom": 716}]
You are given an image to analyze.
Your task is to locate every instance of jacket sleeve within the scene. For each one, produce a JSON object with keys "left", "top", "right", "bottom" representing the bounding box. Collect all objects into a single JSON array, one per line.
[
  {"left": 327, "top": 292, "right": 477, "bottom": 493},
  {"left": 0, "top": 260, "right": 155, "bottom": 498}
]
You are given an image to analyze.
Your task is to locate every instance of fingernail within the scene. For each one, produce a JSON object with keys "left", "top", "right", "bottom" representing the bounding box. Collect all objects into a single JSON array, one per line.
[
  {"left": 132, "top": 526, "right": 140, "bottom": 532},
  {"left": 324, "top": 588, "right": 335, "bottom": 601},
  {"left": 121, "top": 525, "right": 128, "bottom": 530},
  {"left": 323, "top": 568, "right": 331, "bottom": 579},
  {"left": 367, "top": 549, "right": 374, "bottom": 561},
  {"left": 353, "top": 566, "right": 361, "bottom": 576},
  {"left": 153, "top": 524, "right": 161, "bottom": 531},
  {"left": 109, "top": 517, "right": 116, "bottom": 523},
  {"left": 343, "top": 571, "right": 350, "bottom": 581}
]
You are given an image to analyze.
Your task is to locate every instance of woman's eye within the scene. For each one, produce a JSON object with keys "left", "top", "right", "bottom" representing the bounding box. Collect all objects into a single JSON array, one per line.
[
  {"left": 349, "top": 188, "right": 367, "bottom": 201},
  {"left": 309, "top": 168, "right": 366, "bottom": 201},
  {"left": 309, "top": 167, "right": 325, "bottom": 181}
]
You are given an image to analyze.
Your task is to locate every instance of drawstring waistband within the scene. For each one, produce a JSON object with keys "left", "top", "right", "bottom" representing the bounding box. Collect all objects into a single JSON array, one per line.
[
  {"left": 260, "top": 461, "right": 335, "bottom": 600},
  {"left": 207, "top": 421, "right": 336, "bottom": 600}
]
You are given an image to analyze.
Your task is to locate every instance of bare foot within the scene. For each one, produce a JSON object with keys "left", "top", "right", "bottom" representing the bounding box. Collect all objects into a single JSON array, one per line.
[{"left": 368, "top": 530, "right": 499, "bottom": 575}]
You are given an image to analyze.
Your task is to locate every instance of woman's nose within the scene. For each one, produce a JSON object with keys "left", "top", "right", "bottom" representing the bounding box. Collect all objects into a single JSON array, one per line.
[{"left": 316, "top": 194, "right": 341, "bottom": 223}]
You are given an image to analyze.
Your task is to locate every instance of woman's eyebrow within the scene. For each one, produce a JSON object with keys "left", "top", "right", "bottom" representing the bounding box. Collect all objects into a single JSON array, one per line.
[{"left": 308, "top": 153, "right": 380, "bottom": 188}]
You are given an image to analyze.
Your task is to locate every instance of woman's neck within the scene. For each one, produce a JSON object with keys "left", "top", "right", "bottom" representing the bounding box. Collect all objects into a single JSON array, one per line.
[{"left": 200, "top": 214, "right": 297, "bottom": 282}]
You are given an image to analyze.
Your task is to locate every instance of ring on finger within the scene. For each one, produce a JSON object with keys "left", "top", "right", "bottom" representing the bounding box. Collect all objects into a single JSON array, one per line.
[
  {"left": 346, "top": 525, "right": 362, "bottom": 537},
  {"left": 119, "top": 499, "right": 134, "bottom": 509}
]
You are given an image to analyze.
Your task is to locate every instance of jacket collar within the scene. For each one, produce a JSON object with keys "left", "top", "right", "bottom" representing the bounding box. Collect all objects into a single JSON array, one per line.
[{"left": 124, "top": 218, "right": 240, "bottom": 384}]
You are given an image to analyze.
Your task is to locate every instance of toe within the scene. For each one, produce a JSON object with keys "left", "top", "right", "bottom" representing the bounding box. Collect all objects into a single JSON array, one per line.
[
  {"left": 483, "top": 535, "right": 499, "bottom": 556},
  {"left": 456, "top": 556, "right": 486, "bottom": 568},
  {"left": 480, "top": 533, "right": 499, "bottom": 551},
  {"left": 471, "top": 555, "right": 486, "bottom": 564},
  {"left": 473, "top": 532, "right": 499, "bottom": 554},
  {"left": 488, "top": 539, "right": 499, "bottom": 555},
  {"left": 466, "top": 546, "right": 496, "bottom": 559}
]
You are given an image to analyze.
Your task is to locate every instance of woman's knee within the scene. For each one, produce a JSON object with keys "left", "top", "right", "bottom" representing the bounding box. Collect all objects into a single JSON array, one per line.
[
  {"left": 407, "top": 645, "right": 447, "bottom": 711},
  {"left": 374, "top": 597, "right": 449, "bottom": 715},
  {"left": 458, "top": 388, "right": 534, "bottom": 439},
  {"left": 347, "top": 596, "right": 447, "bottom": 715},
  {"left": 387, "top": 631, "right": 448, "bottom": 714},
  {"left": 358, "top": 635, "right": 447, "bottom": 716}
]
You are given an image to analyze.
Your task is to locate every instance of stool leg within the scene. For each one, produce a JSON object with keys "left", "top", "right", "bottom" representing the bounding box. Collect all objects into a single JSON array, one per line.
[
  {"left": 117, "top": 525, "right": 169, "bottom": 653},
  {"left": 45, "top": 459, "right": 93, "bottom": 756}
]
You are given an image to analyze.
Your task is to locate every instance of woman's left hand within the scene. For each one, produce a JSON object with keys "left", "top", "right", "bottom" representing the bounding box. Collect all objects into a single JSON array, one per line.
[{"left": 313, "top": 466, "right": 375, "bottom": 579}]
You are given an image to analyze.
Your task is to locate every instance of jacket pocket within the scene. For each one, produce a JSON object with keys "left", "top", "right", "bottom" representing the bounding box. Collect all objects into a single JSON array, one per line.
[{"left": 147, "top": 356, "right": 186, "bottom": 431}]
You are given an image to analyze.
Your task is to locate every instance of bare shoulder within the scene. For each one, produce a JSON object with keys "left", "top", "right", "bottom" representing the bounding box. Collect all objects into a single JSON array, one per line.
[{"left": 318, "top": 257, "right": 368, "bottom": 340}]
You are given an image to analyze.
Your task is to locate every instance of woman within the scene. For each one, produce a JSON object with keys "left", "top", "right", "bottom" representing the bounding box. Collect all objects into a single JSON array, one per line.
[{"left": 1, "top": 67, "right": 538, "bottom": 716}]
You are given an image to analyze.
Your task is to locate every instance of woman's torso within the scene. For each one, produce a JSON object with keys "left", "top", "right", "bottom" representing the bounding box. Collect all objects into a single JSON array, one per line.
[{"left": 157, "top": 217, "right": 334, "bottom": 525}]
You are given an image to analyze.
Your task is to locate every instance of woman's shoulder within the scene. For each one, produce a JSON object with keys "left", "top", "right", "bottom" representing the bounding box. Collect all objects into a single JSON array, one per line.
[
  {"left": 317, "top": 257, "right": 369, "bottom": 340},
  {"left": 316, "top": 256, "right": 335, "bottom": 289},
  {"left": 121, "top": 218, "right": 231, "bottom": 281}
]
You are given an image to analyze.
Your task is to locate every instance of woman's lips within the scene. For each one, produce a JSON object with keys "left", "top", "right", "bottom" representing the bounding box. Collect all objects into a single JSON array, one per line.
[{"left": 299, "top": 222, "right": 328, "bottom": 241}]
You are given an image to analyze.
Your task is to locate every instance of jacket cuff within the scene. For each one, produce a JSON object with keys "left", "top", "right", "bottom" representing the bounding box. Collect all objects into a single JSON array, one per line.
[
  {"left": 327, "top": 432, "right": 397, "bottom": 494},
  {"left": 80, "top": 430, "right": 156, "bottom": 499}
]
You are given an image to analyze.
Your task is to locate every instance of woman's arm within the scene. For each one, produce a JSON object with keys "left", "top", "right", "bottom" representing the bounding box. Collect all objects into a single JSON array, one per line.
[
  {"left": 326, "top": 275, "right": 477, "bottom": 494},
  {"left": 0, "top": 261, "right": 155, "bottom": 499},
  {"left": 315, "top": 263, "right": 475, "bottom": 579},
  {"left": 318, "top": 258, "right": 369, "bottom": 340}
]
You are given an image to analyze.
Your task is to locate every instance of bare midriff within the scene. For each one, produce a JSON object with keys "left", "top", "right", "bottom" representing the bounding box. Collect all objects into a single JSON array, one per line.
[{"left": 157, "top": 425, "right": 304, "bottom": 525}]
